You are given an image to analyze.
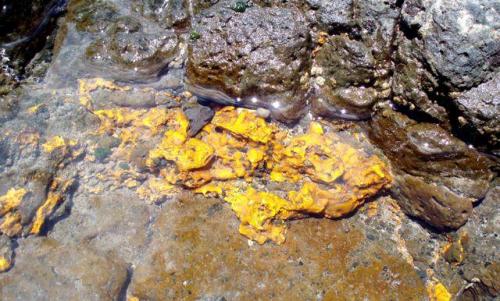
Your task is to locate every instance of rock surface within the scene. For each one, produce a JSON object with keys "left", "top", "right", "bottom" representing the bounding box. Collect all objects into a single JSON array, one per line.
[
  {"left": 455, "top": 74, "right": 500, "bottom": 155},
  {"left": 0, "top": 238, "right": 129, "bottom": 301},
  {"left": 187, "top": 3, "right": 311, "bottom": 122},
  {"left": 393, "top": 0, "right": 500, "bottom": 133},
  {"left": 0, "top": 0, "right": 498, "bottom": 300},
  {"left": 369, "top": 108, "right": 493, "bottom": 229},
  {"left": 310, "top": 0, "right": 399, "bottom": 119}
]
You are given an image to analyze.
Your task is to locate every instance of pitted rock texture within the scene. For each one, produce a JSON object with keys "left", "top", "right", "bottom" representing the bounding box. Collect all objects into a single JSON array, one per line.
[
  {"left": 0, "top": 0, "right": 498, "bottom": 300},
  {"left": 308, "top": 0, "right": 400, "bottom": 119},
  {"left": 393, "top": 0, "right": 500, "bottom": 125},
  {"left": 369, "top": 109, "right": 493, "bottom": 229},
  {"left": 455, "top": 74, "right": 500, "bottom": 155},
  {"left": 400, "top": 0, "right": 499, "bottom": 90},
  {"left": 128, "top": 196, "right": 428, "bottom": 300},
  {"left": 187, "top": 3, "right": 311, "bottom": 122}
]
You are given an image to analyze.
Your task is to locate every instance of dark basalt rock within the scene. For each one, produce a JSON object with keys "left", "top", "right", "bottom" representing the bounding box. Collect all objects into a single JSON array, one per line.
[
  {"left": 369, "top": 108, "right": 493, "bottom": 229},
  {"left": 455, "top": 74, "right": 500, "bottom": 155},
  {"left": 182, "top": 101, "right": 215, "bottom": 137},
  {"left": 0, "top": 0, "right": 67, "bottom": 91},
  {"left": 305, "top": 0, "right": 352, "bottom": 32},
  {"left": 186, "top": 4, "right": 311, "bottom": 123},
  {"left": 310, "top": 0, "right": 399, "bottom": 120},
  {"left": 393, "top": 0, "right": 500, "bottom": 126},
  {"left": 401, "top": 0, "right": 499, "bottom": 90}
]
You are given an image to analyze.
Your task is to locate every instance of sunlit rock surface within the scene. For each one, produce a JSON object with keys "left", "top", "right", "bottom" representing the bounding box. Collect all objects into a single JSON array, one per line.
[
  {"left": 0, "top": 0, "right": 498, "bottom": 299},
  {"left": 369, "top": 108, "right": 493, "bottom": 229},
  {"left": 187, "top": 2, "right": 311, "bottom": 122}
]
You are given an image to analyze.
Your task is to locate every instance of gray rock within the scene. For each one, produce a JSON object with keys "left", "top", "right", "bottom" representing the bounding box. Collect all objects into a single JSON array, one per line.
[
  {"left": 393, "top": 0, "right": 500, "bottom": 128},
  {"left": 133, "top": 0, "right": 190, "bottom": 29},
  {"left": 0, "top": 235, "right": 13, "bottom": 272},
  {"left": 182, "top": 102, "right": 215, "bottom": 137},
  {"left": 0, "top": 238, "right": 129, "bottom": 301},
  {"left": 306, "top": 0, "right": 352, "bottom": 31},
  {"left": 401, "top": 0, "right": 499, "bottom": 90},
  {"left": 455, "top": 74, "right": 500, "bottom": 154},
  {"left": 456, "top": 185, "right": 500, "bottom": 299}
]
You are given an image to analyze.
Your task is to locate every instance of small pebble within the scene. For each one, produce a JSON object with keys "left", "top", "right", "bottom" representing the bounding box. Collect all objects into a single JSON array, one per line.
[{"left": 256, "top": 108, "right": 271, "bottom": 118}]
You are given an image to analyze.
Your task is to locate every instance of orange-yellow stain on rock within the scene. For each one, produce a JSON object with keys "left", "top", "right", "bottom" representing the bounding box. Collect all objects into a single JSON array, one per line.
[
  {"left": 27, "top": 103, "right": 45, "bottom": 114},
  {"left": 148, "top": 111, "right": 214, "bottom": 172},
  {"left": 83, "top": 88, "right": 392, "bottom": 244},
  {"left": 42, "top": 136, "right": 66, "bottom": 153},
  {"left": 427, "top": 279, "right": 452, "bottom": 301},
  {"left": 30, "top": 192, "right": 62, "bottom": 234},
  {"left": 30, "top": 179, "right": 74, "bottom": 235},
  {"left": 143, "top": 108, "right": 392, "bottom": 244},
  {"left": 0, "top": 188, "right": 27, "bottom": 216},
  {"left": 0, "top": 212, "right": 22, "bottom": 237},
  {"left": 78, "top": 78, "right": 130, "bottom": 109},
  {"left": 137, "top": 178, "right": 176, "bottom": 204},
  {"left": 225, "top": 188, "right": 290, "bottom": 244},
  {"left": 211, "top": 107, "right": 275, "bottom": 143},
  {"left": 0, "top": 255, "right": 11, "bottom": 273}
]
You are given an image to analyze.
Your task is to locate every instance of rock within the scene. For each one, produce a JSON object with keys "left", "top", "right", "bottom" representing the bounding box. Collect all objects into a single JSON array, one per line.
[
  {"left": 85, "top": 16, "right": 179, "bottom": 81},
  {"left": 393, "top": 0, "right": 500, "bottom": 124},
  {"left": 401, "top": 0, "right": 499, "bottom": 90},
  {"left": 0, "top": 0, "right": 63, "bottom": 69},
  {"left": 187, "top": 4, "right": 311, "bottom": 122},
  {"left": 182, "top": 102, "right": 215, "bottom": 137},
  {"left": 456, "top": 185, "right": 500, "bottom": 299},
  {"left": 0, "top": 238, "right": 129, "bottom": 300},
  {"left": 391, "top": 35, "right": 448, "bottom": 122},
  {"left": 0, "top": 0, "right": 65, "bottom": 92},
  {"left": 369, "top": 108, "right": 493, "bottom": 229},
  {"left": 306, "top": 0, "right": 352, "bottom": 31},
  {"left": 455, "top": 74, "right": 500, "bottom": 155},
  {"left": 311, "top": 0, "right": 399, "bottom": 119},
  {"left": 0, "top": 235, "right": 13, "bottom": 272},
  {"left": 66, "top": 0, "right": 119, "bottom": 33},
  {"left": 129, "top": 196, "right": 428, "bottom": 300},
  {"left": 133, "top": 0, "right": 190, "bottom": 29},
  {"left": 48, "top": 190, "right": 153, "bottom": 265}
]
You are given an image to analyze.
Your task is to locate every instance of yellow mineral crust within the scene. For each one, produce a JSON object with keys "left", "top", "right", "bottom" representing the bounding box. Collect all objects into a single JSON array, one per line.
[
  {"left": 0, "top": 212, "right": 22, "bottom": 237},
  {"left": 141, "top": 108, "right": 392, "bottom": 243},
  {"left": 0, "top": 255, "right": 11, "bottom": 273},
  {"left": 148, "top": 113, "right": 214, "bottom": 172},
  {"left": 427, "top": 279, "right": 452, "bottom": 301},
  {"left": 225, "top": 188, "right": 289, "bottom": 244},
  {"left": 31, "top": 179, "right": 74, "bottom": 235},
  {"left": 42, "top": 136, "right": 67, "bottom": 153},
  {"left": 211, "top": 107, "right": 275, "bottom": 143},
  {"left": 0, "top": 188, "right": 27, "bottom": 216},
  {"left": 78, "top": 78, "right": 130, "bottom": 109},
  {"left": 88, "top": 99, "right": 391, "bottom": 244},
  {"left": 137, "top": 178, "right": 176, "bottom": 204}
]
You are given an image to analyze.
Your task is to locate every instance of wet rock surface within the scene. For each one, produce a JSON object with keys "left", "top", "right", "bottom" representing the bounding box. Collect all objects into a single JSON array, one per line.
[
  {"left": 187, "top": 3, "right": 311, "bottom": 122},
  {"left": 0, "top": 0, "right": 498, "bottom": 300},
  {"left": 310, "top": 0, "right": 398, "bottom": 119},
  {"left": 369, "top": 108, "right": 493, "bottom": 229}
]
